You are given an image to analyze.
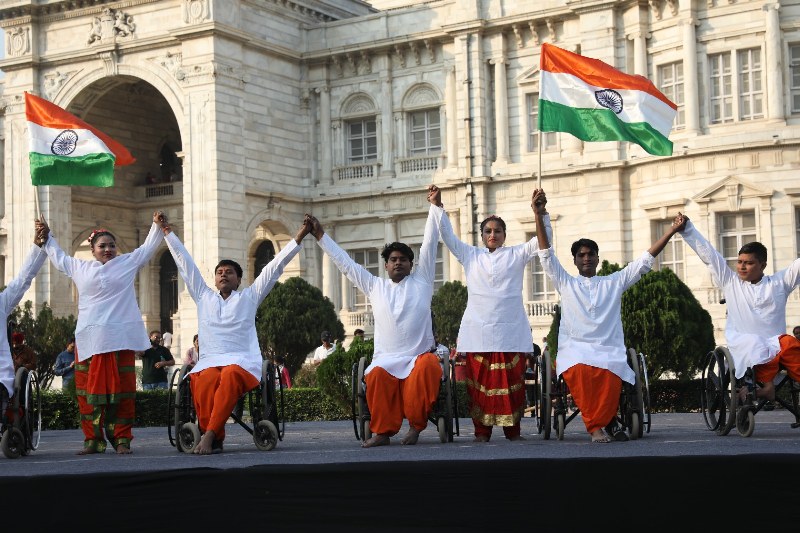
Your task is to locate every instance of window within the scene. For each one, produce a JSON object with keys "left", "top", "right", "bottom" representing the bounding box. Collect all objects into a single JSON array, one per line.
[
  {"left": 658, "top": 62, "right": 685, "bottom": 128},
  {"left": 254, "top": 240, "right": 276, "bottom": 279},
  {"left": 738, "top": 48, "right": 763, "bottom": 121},
  {"left": 350, "top": 249, "right": 380, "bottom": 309},
  {"left": 159, "top": 252, "right": 178, "bottom": 335},
  {"left": 408, "top": 109, "right": 441, "bottom": 156},
  {"left": 530, "top": 259, "right": 556, "bottom": 301},
  {"left": 653, "top": 220, "right": 685, "bottom": 280},
  {"left": 718, "top": 212, "right": 756, "bottom": 270},
  {"left": 346, "top": 119, "right": 377, "bottom": 163},
  {"left": 792, "top": 44, "right": 800, "bottom": 113},
  {"left": 709, "top": 53, "right": 733, "bottom": 124},
  {"left": 526, "top": 93, "right": 557, "bottom": 151}
]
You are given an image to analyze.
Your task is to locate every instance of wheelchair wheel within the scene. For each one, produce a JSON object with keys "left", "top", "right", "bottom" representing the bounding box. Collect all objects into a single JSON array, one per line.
[
  {"left": 18, "top": 368, "right": 41, "bottom": 452},
  {"left": 626, "top": 349, "right": 644, "bottom": 440},
  {"left": 555, "top": 412, "right": 565, "bottom": 441},
  {"left": 170, "top": 365, "right": 194, "bottom": 452},
  {"left": 254, "top": 420, "right": 279, "bottom": 451},
  {"left": 715, "top": 347, "right": 737, "bottom": 436},
  {"left": 350, "top": 361, "right": 361, "bottom": 440},
  {"left": 437, "top": 416, "right": 448, "bottom": 443},
  {"left": 638, "top": 352, "right": 652, "bottom": 434},
  {"left": 538, "top": 351, "right": 553, "bottom": 440},
  {"left": 700, "top": 348, "right": 735, "bottom": 434},
  {"left": 439, "top": 354, "right": 454, "bottom": 443},
  {"left": 736, "top": 406, "right": 755, "bottom": 437},
  {"left": 178, "top": 422, "right": 201, "bottom": 454},
  {"left": 355, "top": 356, "right": 371, "bottom": 442},
  {"left": 1, "top": 427, "right": 25, "bottom": 459}
]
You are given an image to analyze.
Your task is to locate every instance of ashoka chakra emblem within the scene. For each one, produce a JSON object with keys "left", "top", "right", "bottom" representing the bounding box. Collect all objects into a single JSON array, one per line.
[
  {"left": 595, "top": 89, "right": 623, "bottom": 114},
  {"left": 51, "top": 129, "right": 79, "bottom": 156}
]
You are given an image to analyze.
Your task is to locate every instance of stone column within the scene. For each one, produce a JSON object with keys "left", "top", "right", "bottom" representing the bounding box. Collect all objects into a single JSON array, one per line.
[
  {"left": 381, "top": 59, "right": 395, "bottom": 176},
  {"left": 680, "top": 18, "right": 700, "bottom": 134},
  {"left": 763, "top": 3, "right": 784, "bottom": 121},
  {"left": 322, "top": 224, "right": 340, "bottom": 310},
  {"left": 630, "top": 31, "right": 648, "bottom": 76},
  {"left": 382, "top": 216, "right": 397, "bottom": 244},
  {"left": 445, "top": 65, "right": 458, "bottom": 169},
  {"left": 317, "top": 86, "right": 333, "bottom": 183},
  {"left": 491, "top": 57, "right": 509, "bottom": 165}
]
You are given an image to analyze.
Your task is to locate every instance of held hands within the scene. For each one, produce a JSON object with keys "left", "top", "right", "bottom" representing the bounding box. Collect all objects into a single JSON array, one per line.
[
  {"left": 671, "top": 212, "right": 688, "bottom": 233},
  {"left": 34, "top": 214, "right": 50, "bottom": 247},
  {"left": 427, "top": 184, "right": 443, "bottom": 207},
  {"left": 154, "top": 211, "right": 171, "bottom": 235},
  {"left": 304, "top": 214, "right": 325, "bottom": 240},
  {"left": 294, "top": 215, "right": 314, "bottom": 243}
]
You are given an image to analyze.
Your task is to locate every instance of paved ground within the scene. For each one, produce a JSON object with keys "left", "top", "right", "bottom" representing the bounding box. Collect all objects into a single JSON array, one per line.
[{"left": 3, "top": 410, "right": 800, "bottom": 477}]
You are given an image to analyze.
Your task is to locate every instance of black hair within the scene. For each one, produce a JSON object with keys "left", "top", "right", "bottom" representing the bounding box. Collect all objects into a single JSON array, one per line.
[
  {"left": 480, "top": 215, "right": 507, "bottom": 234},
  {"left": 321, "top": 331, "right": 333, "bottom": 342},
  {"left": 192, "top": 334, "right": 198, "bottom": 343},
  {"left": 571, "top": 238, "right": 599, "bottom": 258},
  {"left": 275, "top": 355, "right": 286, "bottom": 364},
  {"left": 381, "top": 242, "right": 414, "bottom": 263},
  {"left": 738, "top": 242, "right": 767, "bottom": 263},
  {"left": 215, "top": 259, "right": 243, "bottom": 278},
  {"left": 90, "top": 230, "right": 116, "bottom": 248}
]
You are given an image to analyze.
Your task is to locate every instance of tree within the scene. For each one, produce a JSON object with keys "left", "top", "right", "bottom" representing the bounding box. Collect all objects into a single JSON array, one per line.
[
  {"left": 9, "top": 301, "right": 77, "bottom": 390},
  {"left": 256, "top": 277, "right": 344, "bottom": 377},
  {"left": 316, "top": 337, "right": 374, "bottom": 410},
  {"left": 431, "top": 280, "right": 467, "bottom": 349}
]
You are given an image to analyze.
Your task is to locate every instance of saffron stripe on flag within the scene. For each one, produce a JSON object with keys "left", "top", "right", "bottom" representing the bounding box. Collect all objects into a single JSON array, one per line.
[
  {"left": 539, "top": 99, "right": 673, "bottom": 156},
  {"left": 540, "top": 71, "right": 676, "bottom": 137}
]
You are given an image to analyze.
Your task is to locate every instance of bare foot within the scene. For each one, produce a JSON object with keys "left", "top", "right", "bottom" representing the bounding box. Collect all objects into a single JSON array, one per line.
[
  {"left": 590, "top": 429, "right": 611, "bottom": 443},
  {"left": 76, "top": 447, "right": 102, "bottom": 456},
  {"left": 194, "top": 430, "right": 216, "bottom": 455},
  {"left": 401, "top": 427, "right": 420, "bottom": 445},
  {"left": 473, "top": 435, "right": 490, "bottom": 443},
  {"left": 361, "top": 433, "right": 390, "bottom": 448},
  {"left": 756, "top": 381, "right": 776, "bottom": 401},
  {"left": 115, "top": 444, "right": 132, "bottom": 455}
]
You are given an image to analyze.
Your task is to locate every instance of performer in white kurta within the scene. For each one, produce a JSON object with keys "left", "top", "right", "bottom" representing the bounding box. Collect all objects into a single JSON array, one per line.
[
  {"left": 680, "top": 218, "right": 800, "bottom": 399},
  {"left": 37, "top": 212, "right": 165, "bottom": 454},
  {"left": 0, "top": 231, "right": 47, "bottom": 399},
  {"left": 307, "top": 186, "right": 442, "bottom": 448},
  {"left": 428, "top": 186, "right": 552, "bottom": 442},
  {"left": 534, "top": 190, "right": 685, "bottom": 443},
  {"left": 160, "top": 215, "right": 310, "bottom": 455}
]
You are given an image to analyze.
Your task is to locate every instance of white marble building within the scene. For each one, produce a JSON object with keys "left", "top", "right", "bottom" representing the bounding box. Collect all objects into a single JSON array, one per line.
[{"left": 0, "top": 0, "right": 798, "bottom": 362}]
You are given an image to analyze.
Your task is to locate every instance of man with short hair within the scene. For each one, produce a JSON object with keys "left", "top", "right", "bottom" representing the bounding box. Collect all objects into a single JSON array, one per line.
[
  {"left": 793, "top": 326, "right": 800, "bottom": 342},
  {"left": 138, "top": 330, "right": 175, "bottom": 390},
  {"left": 306, "top": 185, "right": 442, "bottom": 448},
  {"left": 309, "top": 331, "right": 336, "bottom": 364},
  {"left": 679, "top": 218, "right": 800, "bottom": 402},
  {"left": 11, "top": 332, "right": 36, "bottom": 372}
]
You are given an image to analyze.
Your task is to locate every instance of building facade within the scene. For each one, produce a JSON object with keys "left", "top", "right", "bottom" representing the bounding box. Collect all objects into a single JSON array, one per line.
[{"left": 0, "top": 0, "right": 798, "bottom": 361}]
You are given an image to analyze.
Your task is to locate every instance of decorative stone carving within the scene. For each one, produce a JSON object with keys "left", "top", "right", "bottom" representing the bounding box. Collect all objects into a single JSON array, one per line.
[
  {"left": 183, "top": 0, "right": 210, "bottom": 24},
  {"left": 404, "top": 85, "right": 439, "bottom": 107},
  {"left": 360, "top": 50, "right": 372, "bottom": 74},
  {"left": 424, "top": 39, "right": 435, "bottom": 62},
  {"left": 667, "top": 0, "right": 679, "bottom": 16},
  {"left": 546, "top": 19, "right": 557, "bottom": 42},
  {"left": 331, "top": 55, "right": 343, "bottom": 78},
  {"left": 512, "top": 24, "right": 523, "bottom": 49},
  {"left": 410, "top": 42, "right": 421, "bottom": 66},
  {"left": 650, "top": 0, "right": 662, "bottom": 21},
  {"left": 88, "top": 8, "right": 135, "bottom": 44},
  {"left": 100, "top": 51, "right": 119, "bottom": 76},
  {"left": 394, "top": 44, "right": 406, "bottom": 68},
  {"left": 343, "top": 94, "right": 376, "bottom": 115},
  {"left": 152, "top": 52, "right": 186, "bottom": 82},
  {"left": 528, "top": 21, "right": 539, "bottom": 46},
  {"left": 7, "top": 26, "right": 31, "bottom": 57},
  {"left": 43, "top": 70, "right": 73, "bottom": 100}
]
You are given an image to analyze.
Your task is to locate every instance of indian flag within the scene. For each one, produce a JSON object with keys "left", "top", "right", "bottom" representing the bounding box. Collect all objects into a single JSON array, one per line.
[
  {"left": 538, "top": 43, "right": 677, "bottom": 156},
  {"left": 26, "top": 92, "right": 135, "bottom": 187}
]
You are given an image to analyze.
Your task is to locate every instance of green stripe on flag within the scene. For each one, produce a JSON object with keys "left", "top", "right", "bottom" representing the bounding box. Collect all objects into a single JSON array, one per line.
[
  {"left": 29, "top": 152, "right": 116, "bottom": 187},
  {"left": 538, "top": 99, "right": 673, "bottom": 156}
]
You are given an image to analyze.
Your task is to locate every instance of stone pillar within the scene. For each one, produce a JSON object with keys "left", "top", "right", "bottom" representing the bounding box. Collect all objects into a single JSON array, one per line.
[
  {"left": 445, "top": 65, "right": 458, "bottom": 169},
  {"left": 317, "top": 86, "right": 332, "bottom": 183},
  {"left": 680, "top": 18, "right": 700, "bottom": 134},
  {"left": 491, "top": 57, "right": 509, "bottom": 165},
  {"left": 763, "top": 3, "right": 784, "bottom": 122},
  {"left": 383, "top": 216, "right": 397, "bottom": 244},
  {"left": 381, "top": 60, "right": 395, "bottom": 176},
  {"left": 323, "top": 224, "right": 340, "bottom": 310},
  {"left": 630, "top": 31, "right": 648, "bottom": 76}
]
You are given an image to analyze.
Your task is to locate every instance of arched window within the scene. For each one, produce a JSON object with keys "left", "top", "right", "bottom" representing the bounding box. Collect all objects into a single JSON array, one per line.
[
  {"left": 159, "top": 252, "right": 178, "bottom": 334},
  {"left": 254, "top": 240, "right": 276, "bottom": 279}
]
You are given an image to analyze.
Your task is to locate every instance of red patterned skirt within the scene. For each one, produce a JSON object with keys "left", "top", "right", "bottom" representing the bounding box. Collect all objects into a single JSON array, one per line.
[{"left": 465, "top": 352, "right": 526, "bottom": 426}]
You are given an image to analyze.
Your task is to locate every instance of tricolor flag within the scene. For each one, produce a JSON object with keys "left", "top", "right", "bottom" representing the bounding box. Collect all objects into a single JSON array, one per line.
[
  {"left": 538, "top": 43, "right": 677, "bottom": 156},
  {"left": 25, "top": 92, "right": 135, "bottom": 187}
]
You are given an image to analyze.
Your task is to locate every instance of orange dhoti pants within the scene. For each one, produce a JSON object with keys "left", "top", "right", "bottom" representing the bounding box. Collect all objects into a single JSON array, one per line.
[
  {"left": 365, "top": 353, "right": 442, "bottom": 436},
  {"left": 75, "top": 350, "right": 136, "bottom": 452},
  {"left": 563, "top": 363, "right": 622, "bottom": 434},
  {"left": 190, "top": 364, "right": 259, "bottom": 442},
  {"left": 465, "top": 352, "right": 526, "bottom": 440},
  {"left": 754, "top": 335, "right": 800, "bottom": 385}
]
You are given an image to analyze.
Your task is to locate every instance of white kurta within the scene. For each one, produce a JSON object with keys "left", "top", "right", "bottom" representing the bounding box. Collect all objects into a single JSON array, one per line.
[
  {"left": 317, "top": 205, "right": 440, "bottom": 379},
  {"left": 538, "top": 247, "right": 655, "bottom": 384},
  {"left": 432, "top": 206, "right": 552, "bottom": 353},
  {"left": 165, "top": 232, "right": 301, "bottom": 382},
  {"left": 0, "top": 245, "right": 47, "bottom": 397},
  {"left": 682, "top": 221, "right": 800, "bottom": 378},
  {"left": 44, "top": 223, "right": 164, "bottom": 362}
]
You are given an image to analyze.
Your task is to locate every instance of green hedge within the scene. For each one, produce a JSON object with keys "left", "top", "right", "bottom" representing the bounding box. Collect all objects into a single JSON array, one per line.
[{"left": 38, "top": 379, "right": 752, "bottom": 430}]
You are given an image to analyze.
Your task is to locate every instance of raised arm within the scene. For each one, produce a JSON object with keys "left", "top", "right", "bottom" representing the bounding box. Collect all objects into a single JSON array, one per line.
[
  {"left": 126, "top": 211, "right": 167, "bottom": 268},
  {"left": 533, "top": 189, "right": 550, "bottom": 250},
  {"left": 648, "top": 212, "right": 687, "bottom": 257},
  {"left": 427, "top": 184, "right": 471, "bottom": 262},
  {"left": 308, "top": 214, "right": 376, "bottom": 295}
]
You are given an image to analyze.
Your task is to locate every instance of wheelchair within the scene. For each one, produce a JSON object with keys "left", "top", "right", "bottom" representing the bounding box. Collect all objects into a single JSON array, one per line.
[
  {"left": 351, "top": 351, "right": 459, "bottom": 444},
  {"left": 701, "top": 346, "right": 800, "bottom": 437},
  {"left": 167, "top": 360, "right": 284, "bottom": 452},
  {"left": 0, "top": 367, "right": 42, "bottom": 459},
  {"left": 536, "top": 348, "right": 649, "bottom": 440}
]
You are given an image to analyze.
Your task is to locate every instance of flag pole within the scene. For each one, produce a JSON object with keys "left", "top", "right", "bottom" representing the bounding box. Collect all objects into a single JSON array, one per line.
[{"left": 537, "top": 127, "right": 542, "bottom": 189}]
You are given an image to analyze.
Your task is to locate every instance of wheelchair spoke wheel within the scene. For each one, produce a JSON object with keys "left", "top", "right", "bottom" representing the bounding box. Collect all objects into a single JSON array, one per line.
[
  {"left": 539, "top": 351, "right": 553, "bottom": 440},
  {"left": 701, "top": 350, "right": 725, "bottom": 431},
  {"left": 627, "top": 349, "right": 645, "bottom": 439},
  {"left": 1, "top": 427, "right": 26, "bottom": 459},
  {"left": 350, "top": 361, "right": 360, "bottom": 440},
  {"left": 716, "top": 348, "right": 738, "bottom": 437},
  {"left": 355, "top": 357, "right": 371, "bottom": 442},
  {"left": 178, "top": 422, "right": 201, "bottom": 454},
  {"left": 254, "top": 420, "right": 279, "bottom": 451},
  {"left": 23, "top": 371, "right": 41, "bottom": 452},
  {"left": 638, "top": 352, "right": 652, "bottom": 433}
]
